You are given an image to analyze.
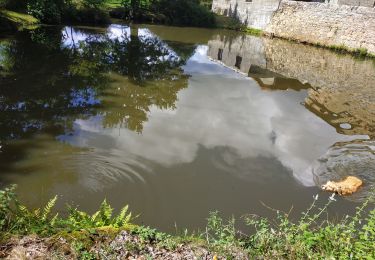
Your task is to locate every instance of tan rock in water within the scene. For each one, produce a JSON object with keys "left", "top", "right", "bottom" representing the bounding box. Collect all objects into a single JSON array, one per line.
[{"left": 322, "top": 176, "right": 363, "bottom": 195}]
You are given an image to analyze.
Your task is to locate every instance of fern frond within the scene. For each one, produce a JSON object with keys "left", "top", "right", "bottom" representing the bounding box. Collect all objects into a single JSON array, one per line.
[
  {"left": 115, "top": 205, "right": 132, "bottom": 226},
  {"left": 42, "top": 196, "right": 57, "bottom": 221},
  {"left": 33, "top": 208, "right": 40, "bottom": 218},
  {"left": 50, "top": 213, "right": 59, "bottom": 226},
  {"left": 124, "top": 212, "right": 132, "bottom": 225},
  {"left": 99, "top": 199, "right": 113, "bottom": 225},
  {"left": 68, "top": 206, "right": 82, "bottom": 222},
  {"left": 91, "top": 211, "right": 100, "bottom": 222},
  {"left": 117, "top": 205, "right": 128, "bottom": 222},
  {"left": 17, "top": 205, "right": 29, "bottom": 215}
]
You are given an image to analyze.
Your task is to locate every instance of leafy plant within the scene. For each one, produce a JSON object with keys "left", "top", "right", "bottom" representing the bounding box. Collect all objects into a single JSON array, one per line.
[
  {"left": 27, "top": 0, "right": 65, "bottom": 23},
  {"left": 72, "top": 241, "right": 96, "bottom": 259},
  {"left": 82, "top": 0, "right": 106, "bottom": 8},
  {"left": 242, "top": 193, "right": 375, "bottom": 259},
  {"left": 66, "top": 200, "right": 132, "bottom": 230},
  {"left": 0, "top": 0, "right": 7, "bottom": 8},
  {"left": 131, "top": 225, "right": 178, "bottom": 249},
  {"left": 203, "top": 193, "right": 375, "bottom": 259},
  {"left": 0, "top": 185, "right": 17, "bottom": 231},
  {"left": 206, "top": 211, "right": 237, "bottom": 247},
  {"left": 0, "top": 185, "right": 132, "bottom": 237},
  {"left": 151, "top": 0, "right": 215, "bottom": 27},
  {"left": 1, "top": 185, "right": 374, "bottom": 259}
]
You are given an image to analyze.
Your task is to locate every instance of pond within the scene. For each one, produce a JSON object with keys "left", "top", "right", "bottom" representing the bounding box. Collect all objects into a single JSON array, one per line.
[{"left": 0, "top": 24, "right": 374, "bottom": 232}]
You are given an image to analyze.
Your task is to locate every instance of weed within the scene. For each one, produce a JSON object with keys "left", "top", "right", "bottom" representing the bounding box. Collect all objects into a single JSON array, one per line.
[
  {"left": 0, "top": 185, "right": 132, "bottom": 238},
  {"left": 244, "top": 27, "right": 262, "bottom": 36},
  {"left": 1, "top": 185, "right": 374, "bottom": 259},
  {"left": 72, "top": 241, "right": 96, "bottom": 259},
  {"left": 204, "top": 193, "right": 375, "bottom": 259},
  {"left": 206, "top": 211, "right": 237, "bottom": 247}
]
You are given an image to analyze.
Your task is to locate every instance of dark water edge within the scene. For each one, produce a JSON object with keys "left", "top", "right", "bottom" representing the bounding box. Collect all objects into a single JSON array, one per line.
[{"left": 0, "top": 24, "right": 374, "bottom": 232}]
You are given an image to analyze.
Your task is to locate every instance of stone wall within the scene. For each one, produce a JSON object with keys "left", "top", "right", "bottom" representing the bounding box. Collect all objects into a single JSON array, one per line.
[
  {"left": 207, "top": 34, "right": 375, "bottom": 137},
  {"left": 212, "top": 0, "right": 280, "bottom": 29},
  {"left": 212, "top": 0, "right": 375, "bottom": 55},
  {"left": 265, "top": 1, "right": 375, "bottom": 55},
  {"left": 328, "top": 0, "right": 375, "bottom": 7}
]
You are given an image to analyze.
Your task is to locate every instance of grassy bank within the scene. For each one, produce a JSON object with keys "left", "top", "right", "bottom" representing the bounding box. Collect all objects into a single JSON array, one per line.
[
  {"left": 0, "top": 0, "right": 216, "bottom": 32},
  {"left": 0, "top": 9, "right": 39, "bottom": 31},
  {"left": 1, "top": 185, "right": 374, "bottom": 259},
  {"left": 214, "top": 15, "right": 263, "bottom": 37}
]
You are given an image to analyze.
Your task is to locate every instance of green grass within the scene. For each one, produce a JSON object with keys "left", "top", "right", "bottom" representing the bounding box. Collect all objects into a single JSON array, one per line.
[
  {"left": 244, "top": 27, "right": 262, "bottom": 36},
  {"left": 214, "top": 14, "right": 263, "bottom": 36},
  {"left": 0, "top": 9, "right": 39, "bottom": 26},
  {"left": 1, "top": 185, "right": 374, "bottom": 259},
  {"left": 302, "top": 41, "right": 375, "bottom": 58},
  {"left": 0, "top": 10, "right": 39, "bottom": 25},
  {"left": 322, "top": 44, "right": 375, "bottom": 58},
  {"left": 104, "top": 0, "right": 122, "bottom": 9},
  {"left": 200, "top": 0, "right": 212, "bottom": 9}
]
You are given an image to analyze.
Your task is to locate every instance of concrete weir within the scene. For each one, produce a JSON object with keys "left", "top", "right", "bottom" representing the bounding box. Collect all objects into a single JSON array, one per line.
[{"left": 212, "top": 0, "right": 375, "bottom": 55}]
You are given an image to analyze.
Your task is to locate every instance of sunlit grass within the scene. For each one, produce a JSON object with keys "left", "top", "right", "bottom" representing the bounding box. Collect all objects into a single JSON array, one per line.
[
  {"left": 0, "top": 9, "right": 39, "bottom": 27},
  {"left": 1, "top": 185, "right": 374, "bottom": 259},
  {"left": 104, "top": 0, "right": 122, "bottom": 8}
]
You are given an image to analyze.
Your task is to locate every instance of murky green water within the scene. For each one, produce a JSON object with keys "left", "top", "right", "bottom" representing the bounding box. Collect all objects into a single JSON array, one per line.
[{"left": 0, "top": 24, "right": 374, "bottom": 232}]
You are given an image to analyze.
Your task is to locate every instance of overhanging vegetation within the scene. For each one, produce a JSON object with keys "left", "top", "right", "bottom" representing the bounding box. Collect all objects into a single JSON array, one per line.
[{"left": 1, "top": 185, "right": 374, "bottom": 259}]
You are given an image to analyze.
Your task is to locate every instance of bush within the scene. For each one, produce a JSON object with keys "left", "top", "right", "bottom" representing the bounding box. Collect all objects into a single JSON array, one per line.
[
  {"left": 205, "top": 193, "right": 375, "bottom": 259},
  {"left": 0, "top": 0, "right": 7, "bottom": 8},
  {"left": 1, "top": 0, "right": 26, "bottom": 10},
  {"left": 109, "top": 7, "right": 130, "bottom": 20},
  {"left": 151, "top": 0, "right": 215, "bottom": 27},
  {"left": 27, "top": 0, "right": 65, "bottom": 23},
  {"left": 82, "top": 0, "right": 106, "bottom": 8},
  {"left": 64, "top": 5, "right": 110, "bottom": 25}
]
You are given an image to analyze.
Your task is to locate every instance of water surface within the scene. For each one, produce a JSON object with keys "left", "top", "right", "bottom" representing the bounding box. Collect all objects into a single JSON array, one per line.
[{"left": 0, "top": 24, "right": 374, "bottom": 232}]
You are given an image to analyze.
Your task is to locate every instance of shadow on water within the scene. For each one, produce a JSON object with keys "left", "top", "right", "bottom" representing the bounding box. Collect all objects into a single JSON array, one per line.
[{"left": 0, "top": 24, "right": 374, "bottom": 232}]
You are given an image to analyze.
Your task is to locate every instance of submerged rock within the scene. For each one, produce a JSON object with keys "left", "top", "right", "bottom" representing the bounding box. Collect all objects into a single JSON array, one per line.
[
  {"left": 322, "top": 176, "right": 363, "bottom": 195},
  {"left": 313, "top": 140, "right": 375, "bottom": 201}
]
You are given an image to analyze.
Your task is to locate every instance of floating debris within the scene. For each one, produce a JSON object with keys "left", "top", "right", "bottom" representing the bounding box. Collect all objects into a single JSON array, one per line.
[
  {"left": 322, "top": 176, "right": 363, "bottom": 195},
  {"left": 312, "top": 140, "right": 375, "bottom": 201}
]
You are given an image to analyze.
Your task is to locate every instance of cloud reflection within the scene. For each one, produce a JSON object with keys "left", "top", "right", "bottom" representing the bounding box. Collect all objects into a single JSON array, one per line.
[{"left": 59, "top": 46, "right": 362, "bottom": 188}]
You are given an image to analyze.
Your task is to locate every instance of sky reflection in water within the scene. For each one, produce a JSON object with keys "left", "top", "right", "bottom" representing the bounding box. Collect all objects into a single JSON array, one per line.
[
  {"left": 59, "top": 44, "right": 361, "bottom": 189},
  {"left": 0, "top": 24, "right": 372, "bottom": 231}
]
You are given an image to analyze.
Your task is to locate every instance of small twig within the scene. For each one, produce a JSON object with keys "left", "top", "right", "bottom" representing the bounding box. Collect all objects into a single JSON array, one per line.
[
  {"left": 205, "top": 227, "right": 209, "bottom": 245},
  {"left": 259, "top": 200, "right": 290, "bottom": 216}
]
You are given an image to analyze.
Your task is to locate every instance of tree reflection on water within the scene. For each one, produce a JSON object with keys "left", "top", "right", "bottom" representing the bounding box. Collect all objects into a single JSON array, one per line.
[{"left": 0, "top": 25, "right": 192, "bottom": 142}]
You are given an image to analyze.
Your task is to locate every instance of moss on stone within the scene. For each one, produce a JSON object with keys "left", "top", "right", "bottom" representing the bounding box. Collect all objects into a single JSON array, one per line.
[
  {"left": 326, "top": 44, "right": 374, "bottom": 58},
  {"left": 245, "top": 27, "right": 262, "bottom": 36}
]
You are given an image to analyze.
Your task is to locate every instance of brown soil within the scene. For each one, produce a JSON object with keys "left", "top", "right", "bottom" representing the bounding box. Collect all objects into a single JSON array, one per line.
[{"left": 1, "top": 231, "right": 248, "bottom": 259}]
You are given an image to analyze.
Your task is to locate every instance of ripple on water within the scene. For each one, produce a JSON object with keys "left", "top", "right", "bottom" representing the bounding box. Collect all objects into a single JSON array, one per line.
[
  {"left": 312, "top": 140, "right": 375, "bottom": 202},
  {"left": 65, "top": 149, "right": 152, "bottom": 192}
]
